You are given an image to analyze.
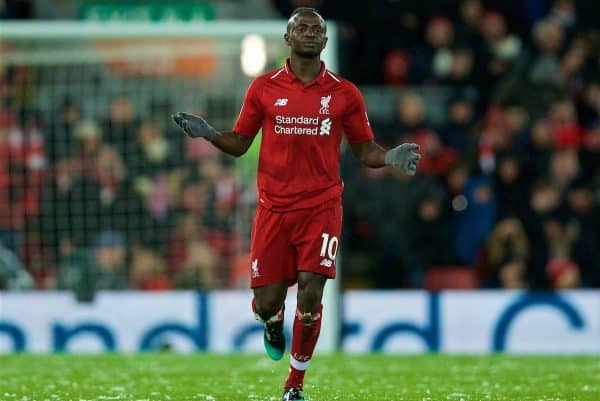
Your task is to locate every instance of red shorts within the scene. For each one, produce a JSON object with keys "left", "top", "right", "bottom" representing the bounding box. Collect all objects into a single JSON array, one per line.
[{"left": 249, "top": 198, "right": 342, "bottom": 288}]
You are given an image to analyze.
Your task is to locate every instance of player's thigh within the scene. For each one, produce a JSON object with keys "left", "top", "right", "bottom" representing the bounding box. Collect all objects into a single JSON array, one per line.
[
  {"left": 250, "top": 205, "right": 296, "bottom": 288},
  {"left": 296, "top": 271, "right": 328, "bottom": 311},
  {"left": 294, "top": 199, "right": 342, "bottom": 278}
]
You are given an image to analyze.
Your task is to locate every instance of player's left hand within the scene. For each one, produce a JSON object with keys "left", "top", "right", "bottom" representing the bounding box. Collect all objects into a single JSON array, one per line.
[{"left": 384, "top": 143, "right": 421, "bottom": 176}]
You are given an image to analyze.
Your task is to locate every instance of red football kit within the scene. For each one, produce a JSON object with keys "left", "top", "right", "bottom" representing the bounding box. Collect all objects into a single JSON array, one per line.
[{"left": 234, "top": 59, "right": 374, "bottom": 287}]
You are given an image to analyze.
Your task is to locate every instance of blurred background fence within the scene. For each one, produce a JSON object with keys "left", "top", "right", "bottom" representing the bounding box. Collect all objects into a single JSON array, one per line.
[{"left": 0, "top": 20, "right": 310, "bottom": 296}]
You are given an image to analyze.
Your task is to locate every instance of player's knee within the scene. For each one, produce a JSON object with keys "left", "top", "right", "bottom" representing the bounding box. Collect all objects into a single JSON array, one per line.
[
  {"left": 254, "top": 296, "right": 283, "bottom": 320},
  {"left": 297, "top": 286, "right": 323, "bottom": 313}
]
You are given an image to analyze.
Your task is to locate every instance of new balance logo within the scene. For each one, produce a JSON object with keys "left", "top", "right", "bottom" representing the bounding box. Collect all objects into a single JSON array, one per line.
[
  {"left": 274, "top": 98, "right": 288, "bottom": 106},
  {"left": 319, "top": 118, "right": 332, "bottom": 136},
  {"left": 320, "top": 258, "right": 333, "bottom": 268}
]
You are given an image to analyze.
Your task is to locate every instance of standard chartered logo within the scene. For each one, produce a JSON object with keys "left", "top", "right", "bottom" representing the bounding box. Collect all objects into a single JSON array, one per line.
[
  {"left": 319, "top": 118, "right": 331, "bottom": 136},
  {"left": 274, "top": 115, "right": 331, "bottom": 136}
]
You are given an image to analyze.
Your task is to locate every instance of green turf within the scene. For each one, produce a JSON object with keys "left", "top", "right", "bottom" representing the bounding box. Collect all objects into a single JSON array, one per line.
[{"left": 1, "top": 354, "right": 599, "bottom": 401}]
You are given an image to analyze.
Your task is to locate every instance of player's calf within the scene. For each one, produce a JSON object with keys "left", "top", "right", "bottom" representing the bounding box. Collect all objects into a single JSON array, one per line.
[{"left": 253, "top": 300, "right": 286, "bottom": 360}]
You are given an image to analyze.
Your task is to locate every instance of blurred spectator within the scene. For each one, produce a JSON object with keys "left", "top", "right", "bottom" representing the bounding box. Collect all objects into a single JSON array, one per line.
[
  {"left": 129, "top": 247, "right": 171, "bottom": 291},
  {"left": 560, "top": 35, "right": 591, "bottom": 97},
  {"left": 46, "top": 97, "right": 79, "bottom": 164},
  {"left": 39, "top": 159, "right": 86, "bottom": 259},
  {"left": 581, "top": 123, "right": 600, "bottom": 173},
  {"left": 474, "top": 218, "right": 530, "bottom": 288},
  {"left": 454, "top": 175, "right": 496, "bottom": 265},
  {"left": 382, "top": 50, "right": 411, "bottom": 86},
  {"left": 494, "top": 152, "right": 530, "bottom": 220},
  {"left": 167, "top": 214, "right": 221, "bottom": 289},
  {"left": 170, "top": 216, "right": 221, "bottom": 289},
  {"left": 526, "top": 118, "right": 555, "bottom": 177},
  {"left": 439, "top": 92, "right": 478, "bottom": 155},
  {"left": 128, "top": 121, "right": 178, "bottom": 177},
  {"left": 549, "top": 148, "right": 580, "bottom": 192},
  {"left": 0, "top": 243, "right": 34, "bottom": 290},
  {"left": 341, "top": 162, "right": 391, "bottom": 288},
  {"left": 72, "top": 120, "right": 103, "bottom": 173},
  {"left": 87, "top": 230, "right": 129, "bottom": 290},
  {"left": 542, "top": 216, "right": 581, "bottom": 289},
  {"left": 0, "top": 109, "right": 45, "bottom": 253},
  {"left": 531, "top": 18, "right": 566, "bottom": 83},
  {"left": 522, "top": 179, "right": 565, "bottom": 288},
  {"left": 409, "top": 16, "right": 455, "bottom": 84},
  {"left": 479, "top": 11, "right": 522, "bottom": 77},
  {"left": 56, "top": 230, "right": 128, "bottom": 300},
  {"left": 403, "top": 186, "right": 458, "bottom": 287},
  {"left": 372, "top": 173, "right": 442, "bottom": 288},
  {"left": 453, "top": 0, "right": 484, "bottom": 47},
  {"left": 566, "top": 180, "right": 600, "bottom": 287},
  {"left": 548, "top": 0, "right": 577, "bottom": 40},
  {"left": 102, "top": 95, "right": 139, "bottom": 159},
  {"left": 577, "top": 82, "right": 600, "bottom": 128},
  {"left": 443, "top": 47, "right": 477, "bottom": 89},
  {"left": 548, "top": 98, "right": 584, "bottom": 148},
  {"left": 504, "top": 106, "right": 530, "bottom": 148},
  {"left": 193, "top": 156, "right": 242, "bottom": 280},
  {"left": 496, "top": 17, "right": 566, "bottom": 112},
  {"left": 408, "top": 129, "right": 459, "bottom": 177},
  {"left": 445, "top": 161, "right": 471, "bottom": 199},
  {"left": 386, "top": 92, "right": 428, "bottom": 145}
]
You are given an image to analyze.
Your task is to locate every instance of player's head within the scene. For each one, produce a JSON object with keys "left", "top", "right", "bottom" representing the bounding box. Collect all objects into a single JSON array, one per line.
[{"left": 284, "top": 7, "right": 327, "bottom": 58}]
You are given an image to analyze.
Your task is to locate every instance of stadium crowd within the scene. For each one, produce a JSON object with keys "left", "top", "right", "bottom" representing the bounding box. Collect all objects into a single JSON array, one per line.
[
  {"left": 0, "top": 0, "right": 599, "bottom": 293},
  {"left": 336, "top": 0, "right": 600, "bottom": 289}
]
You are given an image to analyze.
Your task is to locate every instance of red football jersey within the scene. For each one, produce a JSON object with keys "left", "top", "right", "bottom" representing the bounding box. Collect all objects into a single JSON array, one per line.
[{"left": 233, "top": 59, "right": 374, "bottom": 211}]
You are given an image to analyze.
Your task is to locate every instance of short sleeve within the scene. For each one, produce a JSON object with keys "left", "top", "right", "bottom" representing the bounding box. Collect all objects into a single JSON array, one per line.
[
  {"left": 342, "top": 83, "right": 375, "bottom": 144},
  {"left": 233, "top": 79, "right": 264, "bottom": 137}
]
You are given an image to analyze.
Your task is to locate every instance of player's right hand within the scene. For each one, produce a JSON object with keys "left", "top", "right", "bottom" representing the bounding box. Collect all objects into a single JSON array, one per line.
[{"left": 172, "top": 112, "right": 217, "bottom": 141}]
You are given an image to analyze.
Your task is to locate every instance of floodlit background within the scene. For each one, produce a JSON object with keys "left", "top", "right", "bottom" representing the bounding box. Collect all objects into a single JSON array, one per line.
[{"left": 1, "top": 0, "right": 600, "bottom": 355}]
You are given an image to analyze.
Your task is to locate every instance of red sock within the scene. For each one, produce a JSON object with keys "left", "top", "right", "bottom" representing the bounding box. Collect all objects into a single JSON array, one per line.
[{"left": 284, "top": 305, "right": 323, "bottom": 389}]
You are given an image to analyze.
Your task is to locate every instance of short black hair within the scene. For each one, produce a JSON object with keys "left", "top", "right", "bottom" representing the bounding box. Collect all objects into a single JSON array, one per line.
[
  {"left": 290, "top": 7, "right": 320, "bottom": 17},
  {"left": 287, "top": 7, "right": 326, "bottom": 33}
]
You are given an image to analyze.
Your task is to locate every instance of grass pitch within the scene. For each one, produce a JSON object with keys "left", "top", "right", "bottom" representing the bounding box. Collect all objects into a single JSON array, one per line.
[{"left": 1, "top": 354, "right": 598, "bottom": 401}]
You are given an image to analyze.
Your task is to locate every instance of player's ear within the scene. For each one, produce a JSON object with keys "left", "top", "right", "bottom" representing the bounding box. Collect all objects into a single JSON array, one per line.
[
  {"left": 323, "top": 36, "right": 328, "bottom": 49},
  {"left": 284, "top": 33, "right": 290, "bottom": 46}
]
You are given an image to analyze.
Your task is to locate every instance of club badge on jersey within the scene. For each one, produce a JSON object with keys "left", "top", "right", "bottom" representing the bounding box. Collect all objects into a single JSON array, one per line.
[{"left": 319, "top": 95, "right": 331, "bottom": 114}]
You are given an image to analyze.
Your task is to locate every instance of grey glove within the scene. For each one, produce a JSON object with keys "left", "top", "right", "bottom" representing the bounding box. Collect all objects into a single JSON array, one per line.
[
  {"left": 384, "top": 143, "right": 421, "bottom": 176},
  {"left": 172, "top": 112, "right": 217, "bottom": 141}
]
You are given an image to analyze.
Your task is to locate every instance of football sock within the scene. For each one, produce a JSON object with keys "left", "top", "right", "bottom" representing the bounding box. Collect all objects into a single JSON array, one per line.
[{"left": 285, "top": 304, "right": 323, "bottom": 389}]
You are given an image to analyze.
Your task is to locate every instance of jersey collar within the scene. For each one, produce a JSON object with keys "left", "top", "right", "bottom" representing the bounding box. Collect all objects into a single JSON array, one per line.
[{"left": 283, "top": 58, "right": 329, "bottom": 86}]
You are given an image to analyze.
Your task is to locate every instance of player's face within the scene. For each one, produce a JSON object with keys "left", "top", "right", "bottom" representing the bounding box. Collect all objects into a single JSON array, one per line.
[{"left": 285, "top": 13, "right": 327, "bottom": 58}]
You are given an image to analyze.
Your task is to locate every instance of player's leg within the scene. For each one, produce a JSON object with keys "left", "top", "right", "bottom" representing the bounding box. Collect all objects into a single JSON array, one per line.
[
  {"left": 253, "top": 281, "right": 288, "bottom": 360},
  {"left": 249, "top": 204, "right": 296, "bottom": 360},
  {"left": 282, "top": 199, "right": 341, "bottom": 400},
  {"left": 283, "top": 271, "right": 326, "bottom": 396}
]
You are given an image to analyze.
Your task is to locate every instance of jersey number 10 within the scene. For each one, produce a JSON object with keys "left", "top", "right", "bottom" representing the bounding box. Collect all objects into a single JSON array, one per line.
[{"left": 319, "top": 233, "right": 339, "bottom": 260}]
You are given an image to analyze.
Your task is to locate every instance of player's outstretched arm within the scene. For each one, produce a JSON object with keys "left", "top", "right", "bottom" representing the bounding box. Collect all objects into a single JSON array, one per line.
[
  {"left": 172, "top": 112, "right": 254, "bottom": 157},
  {"left": 349, "top": 140, "right": 421, "bottom": 176}
]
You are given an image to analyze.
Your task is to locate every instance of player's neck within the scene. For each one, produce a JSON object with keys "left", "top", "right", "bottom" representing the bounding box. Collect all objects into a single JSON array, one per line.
[{"left": 289, "top": 55, "right": 321, "bottom": 85}]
